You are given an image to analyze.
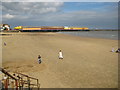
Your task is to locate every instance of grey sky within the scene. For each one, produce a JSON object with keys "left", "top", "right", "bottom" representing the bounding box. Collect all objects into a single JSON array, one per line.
[{"left": 1, "top": 1, "right": 118, "bottom": 29}]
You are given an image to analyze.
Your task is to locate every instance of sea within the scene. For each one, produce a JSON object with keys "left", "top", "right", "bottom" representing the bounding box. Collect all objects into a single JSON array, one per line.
[{"left": 58, "top": 31, "right": 118, "bottom": 40}]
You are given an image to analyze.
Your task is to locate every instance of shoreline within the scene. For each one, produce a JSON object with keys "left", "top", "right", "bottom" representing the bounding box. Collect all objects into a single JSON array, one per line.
[
  {"left": 0, "top": 31, "right": 118, "bottom": 40},
  {"left": 58, "top": 31, "right": 118, "bottom": 40}
]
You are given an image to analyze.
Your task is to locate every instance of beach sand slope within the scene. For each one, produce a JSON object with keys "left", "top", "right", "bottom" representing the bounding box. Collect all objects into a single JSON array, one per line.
[{"left": 2, "top": 32, "right": 118, "bottom": 88}]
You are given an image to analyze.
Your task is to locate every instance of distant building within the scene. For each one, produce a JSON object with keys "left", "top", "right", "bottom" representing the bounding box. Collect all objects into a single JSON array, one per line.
[{"left": 0, "top": 24, "right": 10, "bottom": 31}]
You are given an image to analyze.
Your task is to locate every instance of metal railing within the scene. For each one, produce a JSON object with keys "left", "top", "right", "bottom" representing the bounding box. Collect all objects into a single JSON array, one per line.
[{"left": 0, "top": 67, "right": 40, "bottom": 90}]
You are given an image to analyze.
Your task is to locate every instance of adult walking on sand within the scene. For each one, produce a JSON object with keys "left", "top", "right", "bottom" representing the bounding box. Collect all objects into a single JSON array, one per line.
[
  {"left": 59, "top": 50, "right": 63, "bottom": 59},
  {"left": 38, "top": 55, "right": 42, "bottom": 64},
  {"left": 116, "top": 48, "right": 120, "bottom": 53}
]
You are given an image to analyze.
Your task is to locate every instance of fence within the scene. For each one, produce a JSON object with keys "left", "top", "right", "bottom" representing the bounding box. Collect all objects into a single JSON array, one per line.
[{"left": 0, "top": 67, "right": 40, "bottom": 90}]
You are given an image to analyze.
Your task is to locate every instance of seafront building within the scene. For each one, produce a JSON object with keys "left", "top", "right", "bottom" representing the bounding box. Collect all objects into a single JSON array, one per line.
[{"left": 0, "top": 24, "right": 10, "bottom": 31}]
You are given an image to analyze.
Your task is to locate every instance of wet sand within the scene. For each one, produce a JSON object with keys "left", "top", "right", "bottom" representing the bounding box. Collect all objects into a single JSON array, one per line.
[{"left": 1, "top": 32, "right": 118, "bottom": 88}]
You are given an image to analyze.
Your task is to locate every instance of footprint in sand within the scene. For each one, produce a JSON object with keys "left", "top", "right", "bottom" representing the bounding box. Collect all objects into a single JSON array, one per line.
[
  {"left": 3, "top": 63, "right": 46, "bottom": 73},
  {"left": 26, "top": 65, "right": 34, "bottom": 68},
  {"left": 4, "top": 66, "right": 9, "bottom": 69}
]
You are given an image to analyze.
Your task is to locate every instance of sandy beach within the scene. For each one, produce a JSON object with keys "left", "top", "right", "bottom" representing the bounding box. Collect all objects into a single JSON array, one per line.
[{"left": 1, "top": 32, "right": 118, "bottom": 88}]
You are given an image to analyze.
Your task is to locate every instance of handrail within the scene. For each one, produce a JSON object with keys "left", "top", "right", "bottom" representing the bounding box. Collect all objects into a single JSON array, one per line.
[
  {"left": 15, "top": 72, "right": 38, "bottom": 80},
  {"left": 15, "top": 72, "right": 40, "bottom": 89},
  {"left": 0, "top": 67, "right": 40, "bottom": 89},
  {"left": 0, "top": 67, "right": 17, "bottom": 80}
]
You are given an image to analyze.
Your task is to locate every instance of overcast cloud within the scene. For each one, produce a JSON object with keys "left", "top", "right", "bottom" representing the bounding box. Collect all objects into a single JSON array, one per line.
[
  {"left": 1, "top": 2, "right": 118, "bottom": 29},
  {"left": 1, "top": 0, "right": 119, "bottom": 2}
]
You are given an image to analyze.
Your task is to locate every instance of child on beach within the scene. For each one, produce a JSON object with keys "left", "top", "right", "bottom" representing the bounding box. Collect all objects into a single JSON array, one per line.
[
  {"left": 59, "top": 50, "right": 63, "bottom": 59},
  {"left": 38, "top": 55, "right": 42, "bottom": 64}
]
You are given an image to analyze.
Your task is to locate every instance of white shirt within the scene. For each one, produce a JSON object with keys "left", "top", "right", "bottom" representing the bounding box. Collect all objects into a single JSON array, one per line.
[{"left": 59, "top": 51, "right": 63, "bottom": 58}]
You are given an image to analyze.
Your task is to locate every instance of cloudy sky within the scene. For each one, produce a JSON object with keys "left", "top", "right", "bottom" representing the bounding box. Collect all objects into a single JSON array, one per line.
[{"left": 1, "top": 1, "right": 118, "bottom": 29}]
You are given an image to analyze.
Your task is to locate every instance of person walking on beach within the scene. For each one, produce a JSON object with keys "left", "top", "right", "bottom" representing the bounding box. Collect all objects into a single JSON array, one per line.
[
  {"left": 59, "top": 50, "right": 63, "bottom": 59},
  {"left": 116, "top": 48, "right": 120, "bottom": 53},
  {"left": 38, "top": 55, "right": 42, "bottom": 64},
  {"left": 4, "top": 42, "right": 6, "bottom": 46}
]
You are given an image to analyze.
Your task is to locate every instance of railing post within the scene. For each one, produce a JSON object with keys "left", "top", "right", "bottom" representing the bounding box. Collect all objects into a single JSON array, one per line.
[
  {"left": 21, "top": 77, "right": 24, "bottom": 90},
  {"left": 37, "top": 79, "right": 39, "bottom": 90},
  {"left": 4, "top": 75, "right": 8, "bottom": 90},
  {"left": 27, "top": 77, "right": 30, "bottom": 90},
  {"left": 15, "top": 80, "right": 18, "bottom": 90}
]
